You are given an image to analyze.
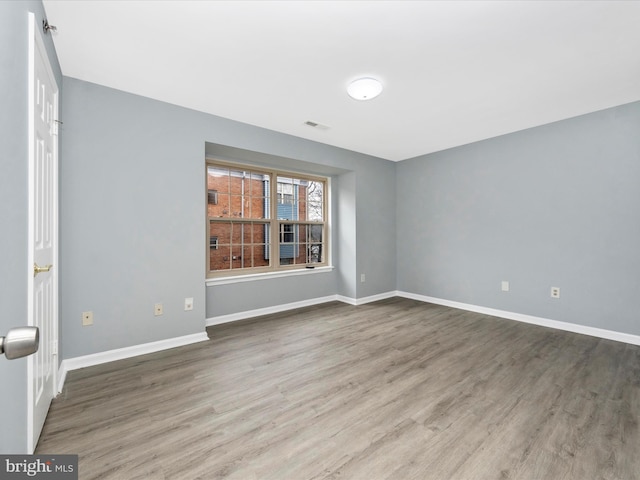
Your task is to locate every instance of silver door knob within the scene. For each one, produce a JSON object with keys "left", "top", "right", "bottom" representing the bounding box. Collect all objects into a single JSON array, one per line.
[{"left": 0, "top": 327, "right": 39, "bottom": 360}]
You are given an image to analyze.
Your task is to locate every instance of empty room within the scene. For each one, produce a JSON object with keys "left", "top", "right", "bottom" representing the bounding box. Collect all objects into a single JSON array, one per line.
[{"left": 2, "top": 1, "right": 640, "bottom": 479}]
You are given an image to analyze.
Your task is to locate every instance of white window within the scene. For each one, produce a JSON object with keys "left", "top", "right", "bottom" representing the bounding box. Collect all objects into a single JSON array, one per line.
[{"left": 206, "top": 160, "right": 328, "bottom": 277}]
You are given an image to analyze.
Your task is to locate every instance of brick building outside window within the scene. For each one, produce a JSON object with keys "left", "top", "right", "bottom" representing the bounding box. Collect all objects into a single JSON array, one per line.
[{"left": 206, "top": 161, "right": 326, "bottom": 277}]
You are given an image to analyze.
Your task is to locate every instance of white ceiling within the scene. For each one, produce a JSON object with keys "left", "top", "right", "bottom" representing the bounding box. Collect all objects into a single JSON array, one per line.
[{"left": 42, "top": 0, "right": 640, "bottom": 162}]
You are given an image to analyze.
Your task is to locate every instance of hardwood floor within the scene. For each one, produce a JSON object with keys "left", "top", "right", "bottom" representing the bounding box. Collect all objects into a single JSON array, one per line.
[{"left": 36, "top": 298, "right": 640, "bottom": 479}]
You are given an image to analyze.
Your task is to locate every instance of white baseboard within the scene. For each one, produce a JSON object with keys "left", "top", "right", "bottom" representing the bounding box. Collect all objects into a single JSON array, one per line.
[
  {"left": 335, "top": 295, "right": 357, "bottom": 305},
  {"left": 59, "top": 290, "right": 639, "bottom": 395},
  {"left": 336, "top": 290, "right": 397, "bottom": 306},
  {"left": 57, "top": 331, "right": 209, "bottom": 393},
  {"left": 207, "top": 291, "right": 399, "bottom": 325},
  {"left": 206, "top": 295, "right": 340, "bottom": 326},
  {"left": 58, "top": 291, "right": 392, "bottom": 393},
  {"left": 397, "top": 290, "right": 640, "bottom": 347}
]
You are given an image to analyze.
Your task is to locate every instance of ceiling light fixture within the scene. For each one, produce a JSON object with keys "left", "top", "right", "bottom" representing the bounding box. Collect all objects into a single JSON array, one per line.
[{"left": 347, "top": 77, "right": 383, "bottom": 101}]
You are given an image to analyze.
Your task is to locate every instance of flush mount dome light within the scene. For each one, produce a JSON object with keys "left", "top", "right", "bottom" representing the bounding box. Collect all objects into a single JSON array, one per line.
[{"left": 347, "top": 77, "right": 383, "bottom": 100}]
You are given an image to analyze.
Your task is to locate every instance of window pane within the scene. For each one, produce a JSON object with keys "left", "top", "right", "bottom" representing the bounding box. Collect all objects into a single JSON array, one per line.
[
  {"left": 279, "top": 223, "right": 296, "bottom": 262},
  {"left": 207, "top": 166, "right": 230, "bottom": 194},
  {"left": 230, "top": 243, "right": 244, "bottom": 269},
  {"left": 230, "top": 222, "right": 241, "bottom": 245},
  {"left": 309, "top": 224, "right": 323, "bottom": 243},
  {"left": 276, "top": 178, "right": 296, "bottom": 220},
  {"left": 208, "top": 162, "right": 327, "bottom": 277},
  {"left": 244, "top": 195, "right": 269, "bottom": 220},
  {"left": 210, "top": 244, "right": 231, "bottom": 271},
  {"left": 243, "top": 222, "right": 268, "bottom": 244},
  {"left": 275, "top": 176, "right": 324, "bottom": 221},
  {"left": 243, "top": 244, "right": 270, "bottom": 268},
  {"left": 240, "top": 223, "right": 271, "bottom": 266},
  {"left": 210, "top": 220, "right": 272, "bottom": 272},
  {"left": 207, "top": 166, "right": 229, "bottom": 218},
  {"left": 277, "top": 179, "right": 294, "bottom": 205},
  {"left": 230, "top": 194, "right": 243, "bottom": 218},
  {"left": 209, "top": 221, "right": 230, "bottom": 271},
  {"left": 209, "top": 222, "right": 231, "bottom": 245},
  {"left": 308, "top": 242, "right": 323, "bottom": 263},
  {"left": 279, "top": 223, "right": 295, "bottom": 243},
  {"left": 248, "top": 172, "right": 265, "bottom": 195},
  {"left": 306, "top": 224, "right": 323, "bottom": 263},
  {"left": 207, "top": 166, "right": 271, "bottom": 220},
  {"left": 229, "top": 169, "right": 246, "bottom": 220},
  {"left": 306, "top": 181, "right": 324, "bottom": 221},
  {"left": 299, "top": 225, "right": 324, "bottom": 263}
]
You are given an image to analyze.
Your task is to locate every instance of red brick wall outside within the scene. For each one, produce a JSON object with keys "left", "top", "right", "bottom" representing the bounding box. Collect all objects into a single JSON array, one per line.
[
  {"left": 207, "top": 173, "right": 268, "bottom": 271},
  {"left": 207, "top": 171, "right": 313, "bottom": 272}
]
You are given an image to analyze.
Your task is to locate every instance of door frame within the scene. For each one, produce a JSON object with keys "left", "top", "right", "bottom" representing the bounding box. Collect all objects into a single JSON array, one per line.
[{"left": 27, "top": 11, "right": 59, "bottom": 454}]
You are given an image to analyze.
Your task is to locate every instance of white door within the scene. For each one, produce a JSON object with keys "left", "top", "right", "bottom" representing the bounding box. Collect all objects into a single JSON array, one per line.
[{"left": 27, "top": 13, "right": 59, "bottom": 454}]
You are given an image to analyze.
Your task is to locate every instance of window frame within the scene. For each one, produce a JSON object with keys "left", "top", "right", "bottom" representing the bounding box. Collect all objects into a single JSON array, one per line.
[{"left": 206, "top": 159, "right": 329, "bottom": 279}]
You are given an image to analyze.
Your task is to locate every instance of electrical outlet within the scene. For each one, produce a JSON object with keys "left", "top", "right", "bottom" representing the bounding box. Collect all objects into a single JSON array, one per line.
[
  {"left": 184, "top": 297, "right": 194, "bottom": 311},
  {"left": 361, "top": 274, "right": 366, "bottom": 283},
  {"left": 82, "top": 311, "right": 93, "bottom": 326},
  {"left": 501, "top": 281, "right": 509, "bottom": 292},
  {"left": 154, "top": 303, "right": 163, "bottom": 316},
  {"left": 551, "top": 287, "right": 560, "bottom": 299}
]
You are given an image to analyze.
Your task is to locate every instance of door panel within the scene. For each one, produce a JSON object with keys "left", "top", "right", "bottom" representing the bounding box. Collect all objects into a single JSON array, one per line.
[{"left": 28, "top": 13, "right": 58, "bottom": 453}]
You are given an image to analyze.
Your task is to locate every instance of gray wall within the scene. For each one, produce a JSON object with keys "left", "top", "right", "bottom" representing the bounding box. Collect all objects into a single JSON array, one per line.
[
  {"left": 10, "top": 0, "right": 638, "bottom": 453},
  {"left": 356, "top": 163, "right": 397, "bottom": 297},
  {"left": 397, "top": 101, "right": 640, "bottom": 336},
  {"left": 0, "top": 0, "right": 62, "bottom": 454},
  {"left": 337, "top": 172, "right": 357, "bottom": 299},
  {"left": 61, "top": 78, "right": 397, "bottom": 358},
  {"left": 60, "top": 79, "right": 206, "bottom": 357}
]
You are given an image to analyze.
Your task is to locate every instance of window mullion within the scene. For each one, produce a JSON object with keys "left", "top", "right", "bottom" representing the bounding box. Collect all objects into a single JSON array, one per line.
[{"left": 270, "top": 170, "right": 279, "bottom": 269}]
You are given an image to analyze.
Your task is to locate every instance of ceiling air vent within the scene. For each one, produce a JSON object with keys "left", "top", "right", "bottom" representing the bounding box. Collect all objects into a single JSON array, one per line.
[{"left": 304, "top": 120, "right": 330, "bottom": 131}]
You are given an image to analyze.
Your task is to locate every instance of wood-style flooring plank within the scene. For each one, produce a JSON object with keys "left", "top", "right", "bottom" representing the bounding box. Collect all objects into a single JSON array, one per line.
[{"left": 36, "top": 298, "right": 640, "bottom": 479}]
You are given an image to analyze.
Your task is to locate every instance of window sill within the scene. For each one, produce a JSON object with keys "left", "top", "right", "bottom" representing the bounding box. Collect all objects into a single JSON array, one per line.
[{"left": 205, "top": 265, "right": 334, "bottom": 287}]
